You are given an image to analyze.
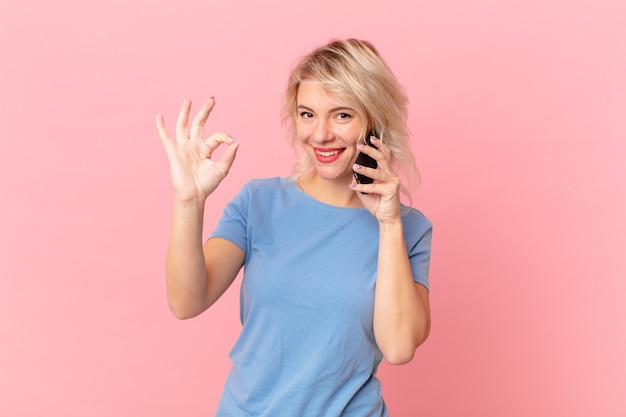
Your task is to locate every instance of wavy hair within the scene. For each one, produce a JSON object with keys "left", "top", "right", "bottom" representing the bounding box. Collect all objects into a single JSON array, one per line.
[{"left": 282, "top": 38, "right": 420, "bottom": 203}]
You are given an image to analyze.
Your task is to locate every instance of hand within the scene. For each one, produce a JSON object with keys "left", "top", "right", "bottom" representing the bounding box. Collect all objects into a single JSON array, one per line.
[
  {"left": 351, "top": 137, "right": 402, "bottom": 224},
  {"left": 156, "top": 98, "right": 239, "bottom": 204}
]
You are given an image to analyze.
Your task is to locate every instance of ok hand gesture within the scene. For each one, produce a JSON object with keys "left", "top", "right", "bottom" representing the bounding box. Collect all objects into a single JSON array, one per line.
[{"left": 156, "top": 98, "right": 239, "bottom": 204}]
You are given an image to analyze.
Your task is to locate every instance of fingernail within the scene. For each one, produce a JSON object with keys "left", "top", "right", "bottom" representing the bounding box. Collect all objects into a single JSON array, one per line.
[
  {"left": 353, "top": 163, "right": 361, "bottom": 170},
  {"left": 348, "top": 183, "right": 356, "bottom": 189},
  {"left": 227, "top": 136, "right": 235, "bottom": 143},
  {"left": 357, "top": 143, "right": 365, "bottom": 149}
]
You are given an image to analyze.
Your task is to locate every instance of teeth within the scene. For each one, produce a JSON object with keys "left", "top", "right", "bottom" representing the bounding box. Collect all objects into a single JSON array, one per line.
[{"left": 316, "top": 150, "right": 340, "bottom": 157}]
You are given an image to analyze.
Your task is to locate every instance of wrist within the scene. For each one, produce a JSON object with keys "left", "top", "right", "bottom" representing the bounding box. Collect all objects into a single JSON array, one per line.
[
  {"left": 173, "top": 197, "right": 206, "bottom": 211},
  {"left": 379, "top": 218, "right": 403, "bottom": 233}
]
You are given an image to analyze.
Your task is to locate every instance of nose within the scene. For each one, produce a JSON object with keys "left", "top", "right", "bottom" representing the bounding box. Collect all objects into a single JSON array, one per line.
[{"left": 312, "top": 119, "right": 334, "bottom": 143}]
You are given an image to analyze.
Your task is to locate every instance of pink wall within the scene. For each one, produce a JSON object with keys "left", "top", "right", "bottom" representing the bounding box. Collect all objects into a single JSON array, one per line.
[{"left": 1, "top": 0, "right": 624, "bottom": 415}]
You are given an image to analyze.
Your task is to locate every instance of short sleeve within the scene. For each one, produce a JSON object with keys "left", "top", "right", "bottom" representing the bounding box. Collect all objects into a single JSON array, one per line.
[
  {"left": 208, "top": 184, "right": 251, "bottom": 254},
  {"left": 403, "top": 210, "right": 433, "bottom": 291}
]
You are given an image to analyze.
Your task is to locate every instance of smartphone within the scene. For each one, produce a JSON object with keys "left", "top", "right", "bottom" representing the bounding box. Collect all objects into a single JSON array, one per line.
[{"left": 352, "top": 129, "right": 378, "bottom": 185}]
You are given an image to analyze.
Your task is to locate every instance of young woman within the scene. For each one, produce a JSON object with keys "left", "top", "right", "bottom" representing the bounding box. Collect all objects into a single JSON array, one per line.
[{"left": 156, "top": 38, "right": 432, "bottom": 416}]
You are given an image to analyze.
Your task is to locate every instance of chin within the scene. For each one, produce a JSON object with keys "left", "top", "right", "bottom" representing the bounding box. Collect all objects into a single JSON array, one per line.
[{"left": 315, "top": 168, "right": 353, "bottom": 182}]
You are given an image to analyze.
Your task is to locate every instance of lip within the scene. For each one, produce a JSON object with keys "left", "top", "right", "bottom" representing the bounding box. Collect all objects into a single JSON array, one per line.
[{"left": 313, "top": 147, "right": 345, "bottom": 163}]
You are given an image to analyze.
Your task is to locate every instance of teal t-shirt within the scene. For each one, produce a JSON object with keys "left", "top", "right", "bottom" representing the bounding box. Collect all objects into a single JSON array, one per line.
[{"left": 210, "top": 177, "right": 432, "bottom": 416}]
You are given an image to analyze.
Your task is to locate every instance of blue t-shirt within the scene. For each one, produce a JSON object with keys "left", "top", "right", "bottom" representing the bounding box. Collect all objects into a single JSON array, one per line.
[{"left": 210, "top": 177, "right": 432, "bottom": 416}]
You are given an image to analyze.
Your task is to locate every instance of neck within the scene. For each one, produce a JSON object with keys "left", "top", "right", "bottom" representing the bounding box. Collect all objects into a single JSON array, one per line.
[{"left": 297, "top": 173, "right": 362, "bottom": 208}]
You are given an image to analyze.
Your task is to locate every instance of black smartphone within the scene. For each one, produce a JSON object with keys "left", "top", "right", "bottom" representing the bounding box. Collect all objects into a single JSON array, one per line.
[{"left": 352, "top": 129, "right": 378, "bottom": 185}]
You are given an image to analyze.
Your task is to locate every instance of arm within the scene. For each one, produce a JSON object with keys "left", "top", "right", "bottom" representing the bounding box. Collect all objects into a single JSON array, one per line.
[
  {"left": 166, "top": 201, "right": 245, "bottom": 319},
  {"left": 157, "top": 98, "right": 243, "bottom": 319},
  {"left": 374, "top": 221, "right": 431, "bottom": 365},
  {"left": 351, "top": 137, "right": 431, "bottom": 365}
]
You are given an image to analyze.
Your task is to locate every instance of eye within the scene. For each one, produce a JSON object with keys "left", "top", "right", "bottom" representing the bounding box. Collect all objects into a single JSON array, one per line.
[
  {"left": 299, "top": 111, "right": 314, "bottom": 119},
  {"left": 337, "top": 112, "right": 352, "bottom": 120}
]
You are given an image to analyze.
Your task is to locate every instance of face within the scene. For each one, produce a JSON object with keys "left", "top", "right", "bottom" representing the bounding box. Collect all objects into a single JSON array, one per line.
[{"left": 295, "top": 80, "right": 365, "bottom": 182}]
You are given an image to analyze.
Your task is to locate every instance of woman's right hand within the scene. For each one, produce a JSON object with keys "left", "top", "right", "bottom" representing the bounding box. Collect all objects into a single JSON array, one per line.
[{"left": 156, "top": 97, "right": 239, "bottom": 204}]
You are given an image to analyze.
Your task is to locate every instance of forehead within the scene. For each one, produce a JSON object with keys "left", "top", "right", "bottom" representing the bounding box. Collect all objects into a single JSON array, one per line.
[{"left": 296, "top": 80, "right": 350, "bottom": 109}]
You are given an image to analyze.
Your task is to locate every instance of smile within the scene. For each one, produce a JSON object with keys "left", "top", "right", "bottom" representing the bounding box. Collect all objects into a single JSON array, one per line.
[
  {"left": 316, "top": 149, "right": 341, "bottom": 157},
  {"left": 313, "top": 147, "right": 345, "bottom": 163}
]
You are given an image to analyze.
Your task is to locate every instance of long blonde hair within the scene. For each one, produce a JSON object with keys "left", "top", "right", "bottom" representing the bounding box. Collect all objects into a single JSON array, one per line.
[{"left": 282, "top": 38, "right": 420, "bottom": 203}]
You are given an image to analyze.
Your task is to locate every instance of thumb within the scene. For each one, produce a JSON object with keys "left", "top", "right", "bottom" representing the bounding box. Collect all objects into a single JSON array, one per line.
[{"left": 215, "top": 140, "right": 240, "bottom": 176}]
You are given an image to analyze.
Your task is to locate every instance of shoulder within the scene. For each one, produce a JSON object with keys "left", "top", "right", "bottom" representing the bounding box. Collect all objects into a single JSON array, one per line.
[
  {"left": 232, "top": 176, "right": 297, "bottom": 208},
  {"left": 242, "top": 176, "right": 288, "bottom": 192},
  {"left": 401, "top": 206, "right": 432, "bottom": 231},
  {"left": 401, "top": 206, "right": 433, "bottom": 247}
]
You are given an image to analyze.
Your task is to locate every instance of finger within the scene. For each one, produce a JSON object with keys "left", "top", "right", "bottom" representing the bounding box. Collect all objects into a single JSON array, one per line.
[
  {"left": 190, "top": 97, "right": 216, "bottom": 140},
  {"left": 155, "top": 113, "right": 174, "bottom": 155},
  {"left": 204, "top": 132, "right": 236, "bottom": 152},
  {"left": 175, "top": 97, "right": 191, "bottom": 143},
  {"left": 349, "top": 180, "right": 368, "bottom": 195},
  {"left": 351, "top": 180, "right": 399, "bottom": 197},
  {"left": 215, "top": 140, "right": 240, "bottom": 177},
  {"left": 353, "top": 161, "right": 397, "bottom": 184},
  {"left": 371, "top": 137, "right": 391, "bottom": 160},
  {"left": 359, "top": 138, "right": 394, "bottom": 172},
  {"left": 353, "top": 162, "right": 379, "bottom": 182},
  {"left": 357, "top": 139, "right": 382, "bottom": 159},
  {"left": 366, "top": 134, "right": 381, "bottom": 149}
]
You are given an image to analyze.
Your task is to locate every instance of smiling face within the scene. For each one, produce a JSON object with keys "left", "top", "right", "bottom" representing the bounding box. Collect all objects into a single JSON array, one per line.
[{"left": 295, "top": 80, "right": 365, "bottom": 183}]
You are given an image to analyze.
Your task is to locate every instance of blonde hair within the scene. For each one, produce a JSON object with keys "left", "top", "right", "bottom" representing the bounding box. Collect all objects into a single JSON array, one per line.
[{"left": 282, "top": 38, "right": 420, "bottom": 203}]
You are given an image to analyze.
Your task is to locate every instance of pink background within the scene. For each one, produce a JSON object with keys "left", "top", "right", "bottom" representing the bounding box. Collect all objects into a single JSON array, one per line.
[{"left": 1, "top": 0, "right": 624, "bottom": 415}]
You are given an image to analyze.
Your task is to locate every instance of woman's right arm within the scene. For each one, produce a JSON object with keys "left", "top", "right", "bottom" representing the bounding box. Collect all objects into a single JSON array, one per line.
[{"left": 156, "top": 98, "right": 243, "bottom": 319}]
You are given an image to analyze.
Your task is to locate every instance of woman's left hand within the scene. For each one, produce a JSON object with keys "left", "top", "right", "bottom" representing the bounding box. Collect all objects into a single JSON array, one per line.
[{"left": 351, "top": 137, "right": 402, "bottom": 224}]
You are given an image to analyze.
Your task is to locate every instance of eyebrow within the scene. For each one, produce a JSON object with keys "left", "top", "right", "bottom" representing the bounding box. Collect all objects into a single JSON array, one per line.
[{"left": 297, "top": 104, "right": 355, "bottom": 113}]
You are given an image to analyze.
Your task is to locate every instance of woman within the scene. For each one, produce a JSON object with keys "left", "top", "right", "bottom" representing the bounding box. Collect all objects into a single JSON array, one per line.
[{"left": 156, "top": 38, "right": 432, "bottom": 416}]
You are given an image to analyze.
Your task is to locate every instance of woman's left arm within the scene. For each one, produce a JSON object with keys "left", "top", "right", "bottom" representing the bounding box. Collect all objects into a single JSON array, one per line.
[
  {"left": 374, "top": 220, "right": 431, "bottom": 365},
  {"left": 352, "top": 137, "right": 431, "bottom": 365}
]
